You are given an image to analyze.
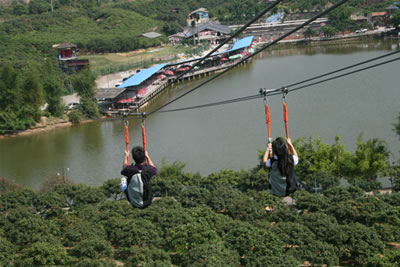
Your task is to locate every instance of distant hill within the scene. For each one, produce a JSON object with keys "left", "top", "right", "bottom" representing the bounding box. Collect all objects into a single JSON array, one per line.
[{"left": 0, "top": 0, "right": 30, "bottom": 5}]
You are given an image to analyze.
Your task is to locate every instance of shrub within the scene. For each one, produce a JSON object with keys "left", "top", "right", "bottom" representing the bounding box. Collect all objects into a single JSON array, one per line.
[
  {"left": 121, "top": 247, "right": 171, "bottom": 266},
  {"left": 179, "top": 242, "right": 240, "bottom": 267},
  {"left": 15, "top": 241, "right": 67, "bottom": 266},
  {"left": 67, "top": 110, "right": 83, "bottom": 124},
  {"left": 69, "top": 238, "right": 113, "bottom": 259}
]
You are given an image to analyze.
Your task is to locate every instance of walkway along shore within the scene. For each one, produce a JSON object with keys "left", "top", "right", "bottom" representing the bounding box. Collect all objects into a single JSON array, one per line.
[{"left": 136, "top": 59, "right": 253, "bottom": 112}]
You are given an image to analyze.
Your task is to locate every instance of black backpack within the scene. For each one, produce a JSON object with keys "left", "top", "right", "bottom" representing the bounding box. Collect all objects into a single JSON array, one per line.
[
  {"left": 270, "top": 156, "right": 301, "bottom": 196},
  {"left": 125, "top": 166, "right": 153, "bottom": 209},
  {"left": 285, "top": 163, "right": 300, "bottom": 196}
]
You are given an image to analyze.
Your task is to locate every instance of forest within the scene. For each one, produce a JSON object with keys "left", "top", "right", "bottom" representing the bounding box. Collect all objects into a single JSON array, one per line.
[{"left": 1, "top": 132, "right": 400, "bottom": 266}]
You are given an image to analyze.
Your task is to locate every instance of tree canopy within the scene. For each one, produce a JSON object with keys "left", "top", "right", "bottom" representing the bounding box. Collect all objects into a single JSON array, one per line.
[{"left": 1, "top": 134, "right": 400, "bottom": 266}]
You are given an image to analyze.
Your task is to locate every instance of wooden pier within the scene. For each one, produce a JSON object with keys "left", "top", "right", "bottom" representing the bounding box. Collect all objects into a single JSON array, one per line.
[{"left": 136, "top": 59, "right": 251, "bottom": 111}]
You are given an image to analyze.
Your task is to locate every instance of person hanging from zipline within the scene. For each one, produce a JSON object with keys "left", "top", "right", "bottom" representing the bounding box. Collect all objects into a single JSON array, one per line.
[
  {"left": 120, "top": 114, "right": 157, "bottom": 208},
  {"left": 261, "top": 88, "right": 300, "bottom": 198},
  {"left": 263, "top": 137, "right": 299, "bottom": 197}
]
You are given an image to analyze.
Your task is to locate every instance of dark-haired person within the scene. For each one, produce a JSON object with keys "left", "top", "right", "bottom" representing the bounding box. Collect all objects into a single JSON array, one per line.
[
  {"left": 263, "top": 137, "right": 299, "bottom": 197},
  {"left": 120, "top": 146, "right": 157, "bottom": 208}
]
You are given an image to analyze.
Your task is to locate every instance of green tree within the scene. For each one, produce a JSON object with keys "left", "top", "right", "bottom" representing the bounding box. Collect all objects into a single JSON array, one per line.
[
  {"left": 224, "top": 221, "right": 284, "bottom": 266},
  {"left": 303, "top": 27, "right": 316, "bottom": 39},
  {"left": 390, "top": 9, "right": 400, "bottom": 29},
  {"left": 165, "top": 221, "right": 221, "bottom": 252},
  {"left": 327, "top": 5, "right": 353, "bottom": 34},
  {"left": 53, "top": 184, "right": 106, "bottom": 206},
  {"left": 122, "top": 247, "right": 171, "bottom": 266},
  {"left": 69, "top": 238, "right": 113, "bottom": 259},
  {"left": 334, "top": 223, "right": 385, "bottom": 265},
  {"left": 395, "top": 112, "right": 400, "bottom": 140},
  {"left": 0, "top": 237, "right": 17, "bottom": 264},
  {"left": 15, "top": 241, "right": 68, "bottom": 266},
  {"left": 180, "top": 242, "right": 240, "bottom": 267},
  {"left": 63, "top": 220, "right": 107, "bottom": 247},
  {"left": 21, "top": 65, "right": 45, "bottom": 122},
  {"left": 350, "top": 136, "right": 389, "bottom": 190},
  {"left": 322, "top": 25, "right": 337, "bottom": 37},
  {"left": 69, "top": 69, "right": 100, "bottom": 119},
  {"left": 41, "top": 61, "right": 65, "bottom": 117},
  {"left": 367, "top": 249, "right": 400, "bottom": 267},
  {"left": 12, "top": 2, "right": 29, "bottom": 15}
]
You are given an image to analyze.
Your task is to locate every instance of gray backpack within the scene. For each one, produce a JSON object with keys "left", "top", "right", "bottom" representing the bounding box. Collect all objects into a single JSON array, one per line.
[{"left": 125, "top": 167, "right": 153, "bottom": 209}]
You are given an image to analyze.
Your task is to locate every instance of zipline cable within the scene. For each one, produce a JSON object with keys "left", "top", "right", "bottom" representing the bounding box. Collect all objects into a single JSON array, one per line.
[
  {"left": 145, "top": 0, "right": 283, "bottom": 105},
  {"left": 148, "top": 0, "right": 351, "bottom": 116},
  {"left": 285, "top": 49, "right": 400, "bottom": 88},
  {"left": 159, "top": 94, "right": 260, "bottom": 113},
  {"left": 288, "top": 56, "right": 400, "bottom": 93},
  {"left": 157, "top": 49, "right": 400, "bottom": 113}
]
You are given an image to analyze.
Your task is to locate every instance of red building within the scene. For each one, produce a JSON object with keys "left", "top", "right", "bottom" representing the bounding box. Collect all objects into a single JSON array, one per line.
[{"left": 54, "top": 43, "right": 89, "bottom": 73}]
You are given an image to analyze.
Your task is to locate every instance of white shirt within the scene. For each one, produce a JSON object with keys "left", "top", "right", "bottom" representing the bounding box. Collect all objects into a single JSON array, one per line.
[{"left": 266, "top": 155, "right": 299, "bottom": 168}]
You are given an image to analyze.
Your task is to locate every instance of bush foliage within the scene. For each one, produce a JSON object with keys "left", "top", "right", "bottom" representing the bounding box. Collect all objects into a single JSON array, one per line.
[{"left": 1, "top": 132, "right": 400, "bottom": 267}]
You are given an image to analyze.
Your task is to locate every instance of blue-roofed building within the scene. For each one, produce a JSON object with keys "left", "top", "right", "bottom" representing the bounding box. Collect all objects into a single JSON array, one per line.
[
  {"left": 119, "top": 64, "right": 167, "bottom": 89},
  {"left": 98, "top": 36, "right": 256, "bottom": 111},
  {"left": 266, "top": 13, "right": 284, "bottom": 25},
  {"left": 230, "top": 36, "right": 254, "bottom": 52}
]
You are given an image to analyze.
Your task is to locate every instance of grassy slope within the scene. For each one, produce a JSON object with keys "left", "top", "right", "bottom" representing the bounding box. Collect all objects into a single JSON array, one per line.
[{"left": 0, "top": 7, "right": 164, "bottom": 61}]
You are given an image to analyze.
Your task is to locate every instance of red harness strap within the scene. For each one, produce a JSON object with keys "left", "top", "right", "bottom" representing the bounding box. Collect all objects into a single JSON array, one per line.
[
  {"left": 141, "top": 123, "right": 147, "bottom": 152},
  {"left": 283, "top": 101, "right": 289, "bottom": 140},
  {"left": 124, "top": 119, "right": 130, "bottom": 164},
  {"left": 265, "top": 102, "right": 271, "bottom": 141}
]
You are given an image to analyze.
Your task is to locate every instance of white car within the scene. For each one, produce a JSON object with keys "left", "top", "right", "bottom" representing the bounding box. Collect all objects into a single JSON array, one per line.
[{"left": 67, "top": 102, "right": 79, "bottom": 110}]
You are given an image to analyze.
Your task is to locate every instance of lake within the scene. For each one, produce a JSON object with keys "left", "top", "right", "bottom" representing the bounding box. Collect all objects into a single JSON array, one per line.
[{"left": 1, "top": 39, "right": 399, "bottom": 189}]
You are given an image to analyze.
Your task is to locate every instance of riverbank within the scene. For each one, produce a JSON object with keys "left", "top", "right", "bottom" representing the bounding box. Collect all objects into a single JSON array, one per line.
[{"left": 0, "top": 117, "right": 97, "bottom": 139}]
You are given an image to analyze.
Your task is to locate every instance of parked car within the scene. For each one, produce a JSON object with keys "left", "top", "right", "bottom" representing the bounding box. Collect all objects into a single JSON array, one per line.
[{"left": 67, "top": 102, "right": 79, "bottom": 110}]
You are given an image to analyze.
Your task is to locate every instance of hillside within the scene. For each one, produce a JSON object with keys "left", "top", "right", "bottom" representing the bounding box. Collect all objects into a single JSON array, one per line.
[{"left": 0, "top": 0, "right": 395, "bottom": 62}]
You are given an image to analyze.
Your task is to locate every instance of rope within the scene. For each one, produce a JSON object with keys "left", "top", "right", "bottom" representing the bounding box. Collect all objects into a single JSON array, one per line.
[
  {"left": 124, "top": 117, "right": 129, "bottom": 165},
  {"left": 141, "top": 115, "right": 147, "bottom": 152},
  {"left": 263, "top": 96, "right": 272, "bottom": 156},
  {"left": 282, "top": 89, "right": 289, "bottom": 139}
]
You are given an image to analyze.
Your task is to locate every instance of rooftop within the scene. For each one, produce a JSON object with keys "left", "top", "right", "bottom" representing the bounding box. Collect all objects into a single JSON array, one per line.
[
  {"left": 142, "top": 32, "right": 162, "bottom": 39},
  {"left": 118, "top": 64, "right": 167, "bottom": 88},
  {"left": 53, "top": 43, "right": 77, "bottom": 49},
  {"left": 184, "top": 22, "right": 231, "bottom": 37},
  {"left": 97, "top": 87, "right": 126, "bottom": 99},
  {"left": 189, "top": 8, "right": 208, "bottom": 16}
]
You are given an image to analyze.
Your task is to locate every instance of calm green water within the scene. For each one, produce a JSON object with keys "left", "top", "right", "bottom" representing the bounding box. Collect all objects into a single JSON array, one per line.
[{"left": 1, "top": 40, "right": 400, "bottom": 189}]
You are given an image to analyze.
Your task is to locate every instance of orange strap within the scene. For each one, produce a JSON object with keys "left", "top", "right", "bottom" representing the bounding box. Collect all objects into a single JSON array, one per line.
[
  {"left": 264, "top": 101, "right": 272, "bottom": 157},
  {"left": 265, "top": 103, "right": 271, "bottom": 140},
  {"left": 125, "top": 124, "right": 129, "bottom": 164},
  {"left": 141, "top": 123, "right": 147, "bottom": 152},
  {"left": 283, "top": 102, "right": 289, "bottom": 139}
]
